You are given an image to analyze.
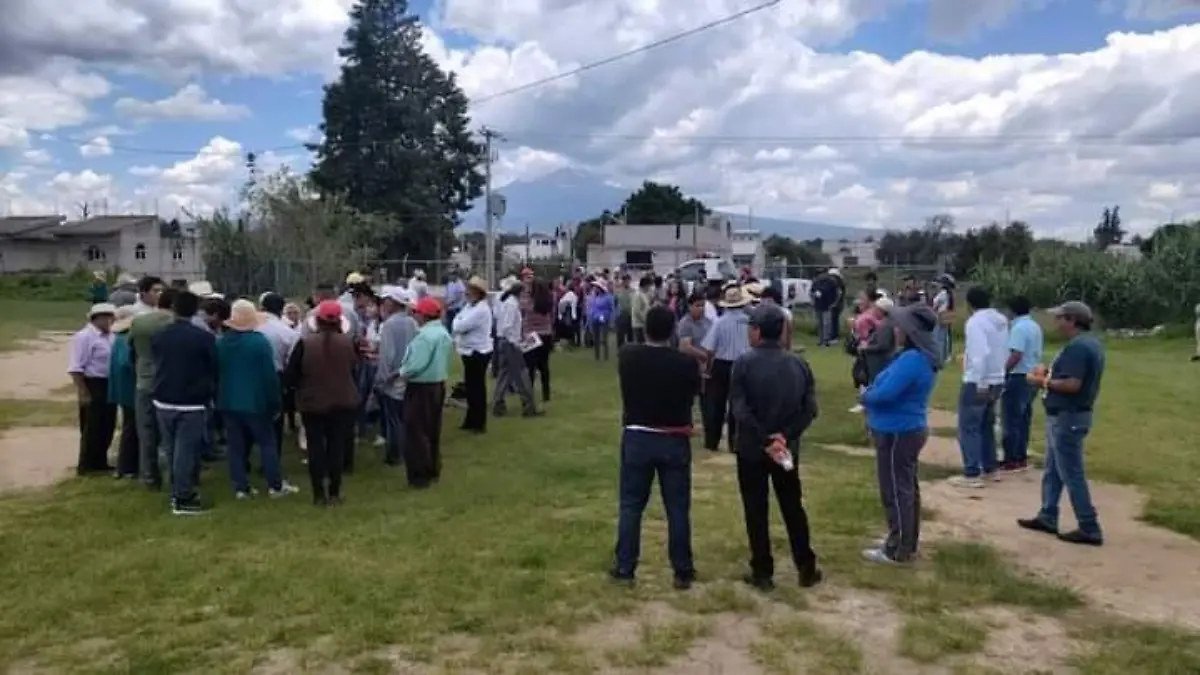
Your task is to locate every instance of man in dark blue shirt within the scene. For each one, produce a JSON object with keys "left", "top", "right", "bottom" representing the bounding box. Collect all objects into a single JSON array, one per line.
[
  {"left": 150, "top": 291, "right": 217, "bottom": 516},
  {"left": 1018, "top": 301, "right": 1105, "bottom": 546}
]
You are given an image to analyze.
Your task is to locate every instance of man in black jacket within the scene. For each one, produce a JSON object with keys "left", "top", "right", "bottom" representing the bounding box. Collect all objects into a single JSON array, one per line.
[
  {"left": 729, "top": 306, "right": 823, "bottom": 590},
  {"left": 809, "top": 269, "right": 841, "bottom": 346}
]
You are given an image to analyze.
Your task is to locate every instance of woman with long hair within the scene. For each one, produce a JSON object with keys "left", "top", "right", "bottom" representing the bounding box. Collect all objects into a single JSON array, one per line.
[
  {"left": 285, "top": 301, "right": 359, "bottom": 506},
  {"left": 451, "top": 276, "right": 494, "bottom": 433},
  {"left": 522, "top": 277, "right": 556, "bottom": 402},
  {"left": 848, "top": 290, "right": 882, "bottom": 413},
  {"left": 859, "top": 305, "right": 940, "bottom": 564}
]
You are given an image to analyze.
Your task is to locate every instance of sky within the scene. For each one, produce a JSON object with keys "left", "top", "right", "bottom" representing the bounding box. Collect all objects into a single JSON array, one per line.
[{"left": 1, "top": 0, "right": 1200, "bottom": 239}]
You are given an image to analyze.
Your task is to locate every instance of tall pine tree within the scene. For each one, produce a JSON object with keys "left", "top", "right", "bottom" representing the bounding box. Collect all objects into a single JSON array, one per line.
[{"left": 309, "top": 0, "right": 484, "bottom": 261}]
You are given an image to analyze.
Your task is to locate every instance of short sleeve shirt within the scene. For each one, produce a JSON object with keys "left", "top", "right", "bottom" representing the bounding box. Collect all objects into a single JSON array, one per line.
[
  {"left": 677, "top": 315, "right": 712, "bottom": 345},
  {"left": 1043, "top": 334, "right": 1105, "bottom": 413}
]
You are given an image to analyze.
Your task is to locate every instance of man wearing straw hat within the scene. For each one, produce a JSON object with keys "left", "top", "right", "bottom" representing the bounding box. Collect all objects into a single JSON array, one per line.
[
  {"left": 67, "top": 303, "right": 119, "bottom": 475},
  {"left": 699, "top": 284, "right": 753, "bottom": 453}
]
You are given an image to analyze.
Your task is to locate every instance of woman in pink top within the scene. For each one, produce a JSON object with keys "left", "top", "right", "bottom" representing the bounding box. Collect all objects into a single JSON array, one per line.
[
  {"left": 521, "top": 276, "right": 556, "bottom": 402},
  {"left": 849, "top": 291, "right": 882, "bottom": 413}
]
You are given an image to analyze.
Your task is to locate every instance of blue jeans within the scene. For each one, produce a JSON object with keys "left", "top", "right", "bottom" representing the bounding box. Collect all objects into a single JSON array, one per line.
[
  {"left": 817, "top": 310, "right": 834, "bottom": 345},
  {"left": 379, "top": 395, "right": 405, "bottom": 465},
  {"left": 156, "top": 408, "right": 207, "bottom": 503},
  {"left": 1037, "top": 411, "right": 1101, "bottom": 537},
  {"left": 934, "top": 325, "right": 953, "bottom": 363},
  {"left": 1001, "top": 375, "right": 1034, "bottom": 464},
  {"left": 957, "top": 382, "right": 1000, "bottom": 477},
  {"left": 224, "top": 410, "right": 283, "bottom": 492},
  {"left": 613, "top": 430, "right": 694, "bottom": 577}
]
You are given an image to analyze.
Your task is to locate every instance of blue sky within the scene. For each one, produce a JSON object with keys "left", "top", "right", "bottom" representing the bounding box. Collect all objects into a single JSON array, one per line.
[{"left": 2, "top": 0, "right": 1199, "bottom": 235}]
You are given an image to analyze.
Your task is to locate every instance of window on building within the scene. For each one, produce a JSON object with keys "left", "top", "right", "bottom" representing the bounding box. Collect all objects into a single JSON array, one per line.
[
  {"left": 85, "top": 245, "right": 105, "bottom": 262},
  {"left": 172, "top": 242, "right": 184, "bottom": 261},
  {"left": 625, "top": 250, "right": 653, "bottom": 268},
  {"left": 134, "top": 243, "right": 146, "bottom": 260},
  {"left": 844, "top": 256, "right": 859, "bottom": 266}
]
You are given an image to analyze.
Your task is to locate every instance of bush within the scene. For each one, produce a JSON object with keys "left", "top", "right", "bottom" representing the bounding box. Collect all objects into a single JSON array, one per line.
[
  {"left": 974, "top": 226, "right": 1200, "bottom": 329},
  {"left": 0, "top": 267, "right": 110, "bottom": 302}
]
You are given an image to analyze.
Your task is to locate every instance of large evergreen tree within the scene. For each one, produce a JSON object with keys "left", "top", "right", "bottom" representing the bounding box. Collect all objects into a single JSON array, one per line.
[{"left": 309, "top": 0, "right": 484, "bottom": 261}]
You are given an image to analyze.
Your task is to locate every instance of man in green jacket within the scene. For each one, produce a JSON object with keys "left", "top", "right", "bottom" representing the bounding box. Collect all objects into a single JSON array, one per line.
[{"left": 399, "top": 298, "right": 453, "bottom": 489}]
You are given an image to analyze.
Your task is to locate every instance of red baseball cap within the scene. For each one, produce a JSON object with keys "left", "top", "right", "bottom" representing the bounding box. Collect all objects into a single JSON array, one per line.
[
  {"left": 413, "top": 297, "right": 442, "bottom": 318},
  {"left": 315, "top": 299, "right": 343, "bottom": 323}
]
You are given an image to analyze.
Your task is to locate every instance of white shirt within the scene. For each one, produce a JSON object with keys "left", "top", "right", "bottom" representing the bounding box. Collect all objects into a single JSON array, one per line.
[
  {"left": 963, "top": 308, "right": 1009, "bottom": 386},
  {"left": 558, "top": 290, "right": 578, "bottom": 317},
  {"left": 257, "top": 314, "right": 300, "bottom": 373},
  {"left": 704, "top": 300, "right": 718, "bottom": 322},
  {"left": 409, "top": 277, "right": 429, "bottom": 299},
  {"left": 495, "top": 295, "right": 523, "bottom": 344},
  {"left": 452, "top": 300, "right": 494, "bottom": 355}
]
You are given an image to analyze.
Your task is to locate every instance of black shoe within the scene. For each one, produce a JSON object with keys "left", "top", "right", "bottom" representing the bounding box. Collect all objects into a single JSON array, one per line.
[
  {"left": 1057, "top": 529, "right": 1103, "bottom": 546},
  {"left": 609, "top": 569, "right": 635, "bottom": 586},
  {"left": 799, "top": 566, "right": 824, "bottom": 588},
  {"left": 1017, "top": 517, "right": 1058, "bottom": 535},
  {"left": 171, "top": 499, "right": 207, "bottom": 516},
  {"left": 313, "top": 495, "right": 328, "bottom": 507},
  {"left": 327, "top": 495, "right": 344, "bottom": 507},
  {"left": 492, "top": 407, "right": 507, "bottom": 417},
  {"left": 742, "top": 574, "right": 774, "bottom": 591},
  {"left": 673, "top": 572, "right": 695, "bottom": 591},
  {"left": 522, "top": 409, "right": 544, "bottom": 418}
]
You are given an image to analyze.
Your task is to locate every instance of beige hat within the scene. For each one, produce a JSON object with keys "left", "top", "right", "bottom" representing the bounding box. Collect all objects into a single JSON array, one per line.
[
  {"left": 111, "top": 305, "right": 138, "bottom": 333},
  {"left": 88, "top": 303, "right": 117, "bottom": 319},
  {"left": 224, "top": 299, "right": 264, "bottom": 331},
  {"left": 718, "top": 286, "right": 751, "bottom": 308},
  {"left": 743, "top": 281, "right": 765, "bottom": 298},
  {"left": 345, "top": 271, "right": 366, "bottom": 285},
  {"left": 466, "top": 276, "right": 488, "bottom": 293},
  {"left": 188, "top": 280, "right": 215, "bottom": 297},
  {"left": 92, "top": 270, "right": 106, "bottom": 281}
]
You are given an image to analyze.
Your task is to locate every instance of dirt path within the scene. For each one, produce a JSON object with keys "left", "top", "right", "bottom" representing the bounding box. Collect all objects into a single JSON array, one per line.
[
  {"left": 828, "top": 408, "right": 1200, "bottom": 631},
  {"left": 0, "top": 331, "right": 74, "bottom": 400},
  {"left": 0, "top": 427, "right": 79, "bottom": 492}
]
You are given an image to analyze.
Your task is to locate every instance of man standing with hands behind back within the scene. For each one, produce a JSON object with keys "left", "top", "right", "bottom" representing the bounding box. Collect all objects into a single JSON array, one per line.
[{"left": 729, "top": 305, "right": 823, "bottom": 590}]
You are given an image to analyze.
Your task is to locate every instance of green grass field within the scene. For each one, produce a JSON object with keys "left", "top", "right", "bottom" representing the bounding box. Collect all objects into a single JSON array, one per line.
[{"left": 0, "top": 300, "right": 1197, "bottom": 674}]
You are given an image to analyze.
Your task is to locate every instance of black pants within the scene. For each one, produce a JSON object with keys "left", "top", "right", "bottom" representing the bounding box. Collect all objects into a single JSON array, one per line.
[
  {"left": 77, "top": 377, "right": 116, "bottom": 473},
  {"left": 302, "top": 410, "right": 354, "bottom": 500},
  {"left": 461, "top": 351, "right": 491, "bottom": 432},
  {"left": 115, "top": 405, "right": 139, "bottom": 476},
  {"left": 704, "top": 360, "right": 736, "bottom": 451},
  {"left": 615, "top": 312, "right": 633, "bottom": 348},
  {"left": 523, "top": 337, "right": 553, "bottom": 401},
  {"left": 405, "top": 382, "right": 445, "bottom": 488},
  {"left": 736, "top": 455, "right": 817, "bottom": 579}
]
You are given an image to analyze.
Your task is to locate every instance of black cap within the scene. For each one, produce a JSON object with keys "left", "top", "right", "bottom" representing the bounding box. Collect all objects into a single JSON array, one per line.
[{"left": 748, "top": 304, "right": 785, "bottom": 333}]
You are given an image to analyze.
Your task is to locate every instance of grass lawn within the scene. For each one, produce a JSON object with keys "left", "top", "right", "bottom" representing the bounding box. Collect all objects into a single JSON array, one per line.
[{"left": 0, "top": 301, "right": 1197, "bottom": 674}]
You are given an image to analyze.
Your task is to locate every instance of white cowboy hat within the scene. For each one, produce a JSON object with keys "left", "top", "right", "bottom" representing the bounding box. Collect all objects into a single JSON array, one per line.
[
  {"left": 381, "top": 286, "right": 412, "bottom": 306},
  {"left": 827, "top": 268, "right": 842, "bottom": 277},
  {"left": 224, "top": 299, "right": 265, "bottom": 331},
  {"left": 718, "top": 286, "right": 751, "bottom": 308},
  {"left": 188, "top": 281, "right": 217, "bottom": 297},
  {"left": 88, "top": 303, "right": 117, "bottom": 319}
]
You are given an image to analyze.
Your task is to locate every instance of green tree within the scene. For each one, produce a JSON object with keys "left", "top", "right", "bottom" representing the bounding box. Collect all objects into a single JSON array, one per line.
[
  {"left": 1094, "top": 205, "right": 1125, "bottom": 250},
  {"left": 309, "top": 0, "right": 484, "bottom": 261},
  {"left": 621, "top": 181, "right": 710, "bottom": 224},
  {"left": 763, "top": 234, "right": 831, "bottom": 268}
]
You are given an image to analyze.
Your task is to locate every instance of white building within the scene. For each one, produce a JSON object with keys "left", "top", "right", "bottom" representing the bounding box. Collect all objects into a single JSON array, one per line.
[
  {"left": 0, "top": 215, "right": 206, "bottom": 284},
  {"left": 730, "top": 228, "right": 765, "bottom": 272},
  {"left": 821, "top": 239, "right": 878, "bottom": 268},
  {"left": 586, "top": 218, "right": 735, "bottom": 276},
  {"left": 501, "top": 230, "right": 571, "bottom": 262}
]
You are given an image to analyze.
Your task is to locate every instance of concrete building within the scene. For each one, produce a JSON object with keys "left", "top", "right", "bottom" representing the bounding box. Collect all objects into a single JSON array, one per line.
[
  {"left": 585, "top": 218, "right": 736, "bottom": 276},
  {"left": 0, "top": 215, "right": 205, "bottom": 283},
  {"left": 730, "top": 228, "right": 766, "bottom": 272},
  {"left": 821, "top": 239, "right": 878, "bottom": 268},
  {"left": 501, "top": 230, "right": 571, "bottom": 262}
]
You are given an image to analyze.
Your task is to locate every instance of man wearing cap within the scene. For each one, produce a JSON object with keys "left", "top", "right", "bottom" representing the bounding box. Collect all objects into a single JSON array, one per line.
[
  {"left": 376, "top": 287, "right": 419, "bottom": 465},
  {"left": 399, "top": 297, "right": 454, "bottom": 488},
  {"left": 68, "top": 303, "right": 119, "bottom": 475},
  {"left": 700, "top": 285, "right": 754, "bottom": 453},
  {"left": 729, "top": 304, "right": 823, "bottom": 589},
  {"left": 809, "top": 269, "right": 841, "bottom": 347},
  {"left": 1018, "top": 301, "right": 1106, "bottom": 546}
]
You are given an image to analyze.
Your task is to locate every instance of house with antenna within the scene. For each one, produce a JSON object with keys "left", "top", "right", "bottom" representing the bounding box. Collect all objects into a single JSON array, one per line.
[{"left": 0, "top": 214, "right": 205, "bottom": 283}]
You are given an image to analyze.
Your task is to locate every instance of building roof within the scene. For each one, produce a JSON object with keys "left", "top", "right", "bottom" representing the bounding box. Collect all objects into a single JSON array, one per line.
[
  {"left": 0, "top": 216, "right": 65, "bottom": 237},
  {"left": 55, "top": 215, "right": 159, "bottom": 236}
]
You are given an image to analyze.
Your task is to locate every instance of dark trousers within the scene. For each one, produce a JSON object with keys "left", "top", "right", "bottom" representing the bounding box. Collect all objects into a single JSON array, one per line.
[
  {"left": 404, "top": 382, "right": 446, "bottom": 487},
  {"left": 613, "top": 430, "right": 694, "bottom": 577},
  {"left": 736, "top": 454, "right": 817, "bottom": 579},
  {"left": 461, "top": 351, "right": 491, "bottom": 432},
  {"left": 704, "top": 360, "right": 736, "bottom": 451},
  {"left": 115, "top": 405, "right": 139, "bottom": 477},
  {"left": 632, "top": 327, "right": 646, "bottom": 344},
  {"left": 156, "top": 408, "right": 206, "bottom": 503},
  {"left": 76, "top": 377, "right": 116, "bottom": 472},
  {"left": 135, "top": 389, "right": 161, "bottom": 486},
  {"left": 523, "top": 337, "right": 553, "bottom": 401},
  {"left": 302, "top": 410, "right": 354, "bottom": 499},
  {"left": 615, "top": 312, "right": 633, "bottom": 348},
  {"left": 272, "top": 372, "right": 289, "bottom": 454},
  {"left": 872, "top": 429, "right": 927, "bottom": 562},
  {"left": 1001, "top": 374, "right": 1034, "bottom": 465},
  {"left": 379, "top": 395, "right": 405, "bottom": 465}
]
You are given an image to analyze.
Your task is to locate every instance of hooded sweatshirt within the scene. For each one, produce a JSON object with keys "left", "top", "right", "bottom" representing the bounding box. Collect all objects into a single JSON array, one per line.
[
  {"left": 861, "top": 305, "right": 940, "bottom": 434},
  {"left": 963, "top": 308, "right": 1009, "bottom": 386}
]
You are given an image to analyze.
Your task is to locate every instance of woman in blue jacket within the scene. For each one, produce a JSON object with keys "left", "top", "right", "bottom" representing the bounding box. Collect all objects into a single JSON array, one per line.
[
  {"left": 585, "top": 281, "right": 615, "bottom": 361},
  {"left": 859, "top": 305, "right": 941, "bottom": 565}
]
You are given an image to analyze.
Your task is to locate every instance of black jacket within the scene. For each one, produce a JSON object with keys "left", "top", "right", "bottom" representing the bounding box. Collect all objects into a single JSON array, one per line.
[
  {"left": 150, "top": 319, "right": 217, "bottom": 406},
  {"left": 811, "top": 274, "right": 840, "bottom": 311},
  {"left": 729, "top": 342, "right": 819, "bottom": 460}
]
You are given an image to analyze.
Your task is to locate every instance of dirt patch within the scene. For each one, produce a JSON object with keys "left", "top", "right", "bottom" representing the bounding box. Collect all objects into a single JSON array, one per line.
[
  {"left": 0, "top": 427, "right": 79, "bottom": 492},
  {"left": 0, "top": 332, "right": 75, "bottom": 400},
  {"left": 923, "top": 475, "right": 1200, "bottom": 631},
  {"left": 806, "top": 588, "right": 928, "bottom": 674},
  {"left": 968, "top": 607, "right": 1080, "bottom": 674},
  {"left": 918, "top": 435, "right": 962, "bottom": 469},
  {"left": 927, "top": 408, "right": 958, "bottom": 430}
]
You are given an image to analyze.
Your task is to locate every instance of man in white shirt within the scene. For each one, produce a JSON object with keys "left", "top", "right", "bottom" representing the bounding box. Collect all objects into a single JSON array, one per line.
[
  {"left": 450, "top": 276, "right": 495, "bottom": 433},
  {"left": 492, "top": 280, "right": 541, "bottom": 418},
  {"left": 258, "top": 292, "right": 300, "bottom": 450},
  {"left": 409, "top": 269, "right": 429, "bottom": 300},
  {"left": 951, "top": 286, "right": 1010, "bottom": 488}
]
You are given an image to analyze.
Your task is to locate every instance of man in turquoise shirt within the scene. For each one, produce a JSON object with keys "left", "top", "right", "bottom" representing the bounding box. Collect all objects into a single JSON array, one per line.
[
  {"left": 1001, "top": 295, "right": 1044, "bottom": 471},
  {"left": 399, "top": 298, "right": 453, "bottom": 489}
]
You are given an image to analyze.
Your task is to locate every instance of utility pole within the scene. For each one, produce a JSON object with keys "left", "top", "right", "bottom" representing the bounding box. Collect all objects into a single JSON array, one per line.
[
  {"left": 481, "top": 126, "right": 503, "bottom": 290},
  {"left": 525, "top": 222, "right": 531, "bottom": 262}
]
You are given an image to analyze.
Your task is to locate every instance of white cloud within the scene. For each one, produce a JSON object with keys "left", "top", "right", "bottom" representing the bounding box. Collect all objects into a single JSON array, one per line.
[
  {"left": 22, "top": 148, "right": 51, "bottom": 164},
  {"left": 0, "top": 60, "right": 110, "bottom": 147},
  {"left": 114, "top": 84, "right": 250, "bottom": 122},
  {"left": 285, "top": 125, "right": 321, "bottom": 143},
  {"left": 79, "top": 136, "right": 112, "bottom": 157}
]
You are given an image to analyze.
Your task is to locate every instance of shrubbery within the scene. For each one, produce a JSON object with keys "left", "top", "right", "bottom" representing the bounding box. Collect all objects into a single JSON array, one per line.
[
  {"left": 0, "top": 267, "right": 107, "bottom": 302},
  {"left": 974, "top": 224, "right": 1200, "bottom": 329}
]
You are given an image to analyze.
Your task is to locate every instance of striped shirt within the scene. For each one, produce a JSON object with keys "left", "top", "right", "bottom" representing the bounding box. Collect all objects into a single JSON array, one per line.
[{"left": 701, "top": 308, "right": 751, "bottom": 362}]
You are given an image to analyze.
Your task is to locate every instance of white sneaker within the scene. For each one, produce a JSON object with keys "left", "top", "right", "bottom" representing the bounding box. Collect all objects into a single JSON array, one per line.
[
  {"left": 848, "top": 404, "right": 864, "bottom": 413},
  {"left": 374, "top": 437, "right": 386, "bottom": 447},
  {"left": 948, "top": 475, "right": 985, "bottom": 489},
  {"left": 234, "top": 489, "right": 256, "bottom": 500},
  {"left": 269, "top": 482, "right": 300, "bottom": 498}
]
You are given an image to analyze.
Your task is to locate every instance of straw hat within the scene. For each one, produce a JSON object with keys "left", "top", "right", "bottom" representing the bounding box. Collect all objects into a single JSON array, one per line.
[
  {"left": 345, "top": 271, "right": 366, "bottom": 285},
  {"left": 225, "top": 299, "right": 264, "bottom": 331},
  {"left": 466, "top": 276, "right": 488, "bottom": 293},
  {"left": 743, "top": 281, "right": 765, "bottom": 298},
  {"left": 88, "top": 303, "right": 117, "bottom": 319},
  {"left": 92, "top": 270, "right": 106, "bottom": 281},
  {"left": 718, "top": 285, "right": 751, "bottom": 308},
  {"left": 111, "top": 306, "right": 138, "bottom": 333}
]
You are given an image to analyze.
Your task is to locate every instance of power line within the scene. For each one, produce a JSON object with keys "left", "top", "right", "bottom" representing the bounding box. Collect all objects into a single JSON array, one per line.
[
  {"left": 471, "top": 0, "right": 781, "bottom": 105},
  {"left": 497, "top": 130, "right": 1200, "bottom": 146}
]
